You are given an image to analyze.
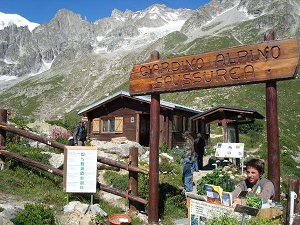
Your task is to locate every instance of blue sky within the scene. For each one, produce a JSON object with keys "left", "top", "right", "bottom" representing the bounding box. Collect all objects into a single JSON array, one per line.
[{"left": 1, "top": 0, "right": 211, "bottom": 24}]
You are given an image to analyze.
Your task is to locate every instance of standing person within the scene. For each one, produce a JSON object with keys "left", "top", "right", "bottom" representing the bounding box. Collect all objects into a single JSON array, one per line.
[
  {"left": 193, "top": 134, "right": 200, "bottom": 172},
  {"left": 195, "top": 133, "right": 206, "bottom": 170},
  {"left": 232, "top": 158, "right": 275, "bottom": 204},
  {"left": 181, "top": 157, "right": 193, "bottom": 192},
  {"left": 73, "top": 117, "right": 88, "bottom": 146},
  {"left": 182, "top": 131, "right": 194, "bottom": 163}
]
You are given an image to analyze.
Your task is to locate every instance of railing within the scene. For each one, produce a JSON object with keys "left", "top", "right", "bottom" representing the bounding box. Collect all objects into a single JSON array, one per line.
[{"left": 0, "top": 109, "right": 148, "bottom": 211}]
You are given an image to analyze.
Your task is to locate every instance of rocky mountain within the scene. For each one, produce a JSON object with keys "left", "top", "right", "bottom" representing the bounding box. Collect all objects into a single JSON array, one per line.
[{"left": 0, "top": 0, "right": 299, "bottom": 125}]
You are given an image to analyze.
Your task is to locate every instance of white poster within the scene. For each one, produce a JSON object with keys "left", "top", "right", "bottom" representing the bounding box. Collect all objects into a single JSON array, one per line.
[
  {"left": 215, "top": 143, "right": 244, "bottom": 158},
  {"left": 64, "top": 146, "right": 98, "bottom": 193}
]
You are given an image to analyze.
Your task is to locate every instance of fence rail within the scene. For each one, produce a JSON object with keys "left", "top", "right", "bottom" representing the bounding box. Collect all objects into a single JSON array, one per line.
[{"left": 0, "top": 108, "right": 148, "bottom": 210}]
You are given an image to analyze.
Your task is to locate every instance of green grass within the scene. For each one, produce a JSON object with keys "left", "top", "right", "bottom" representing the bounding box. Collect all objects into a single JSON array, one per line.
[
  {"left": 163, "top": 31, "right": 188, "bottom": 52},
  {"left": 0, "top": 143, "right": 65, "bottom": 206}
]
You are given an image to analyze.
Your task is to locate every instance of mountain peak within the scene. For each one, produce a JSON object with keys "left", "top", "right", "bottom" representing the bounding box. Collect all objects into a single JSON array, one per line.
[{"left": 111, "top": 9, "right": 124, "bottom": 18}]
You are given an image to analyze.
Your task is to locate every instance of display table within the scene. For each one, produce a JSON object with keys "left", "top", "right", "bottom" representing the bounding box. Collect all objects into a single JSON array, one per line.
[
  {"left": 186, "top": 193, "right": 283, "bottom": 225},
  {"left": 187, "top": 196, "right": 241, "bottom": 224}
]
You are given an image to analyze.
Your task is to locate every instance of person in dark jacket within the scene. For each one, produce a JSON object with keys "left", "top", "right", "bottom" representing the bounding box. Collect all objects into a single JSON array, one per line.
[
  {"left": 73, "top": 117, "right": 88, "bottom": 146},
  {"left": 195, "top": 133, "right": 206, "bottom": 170}
]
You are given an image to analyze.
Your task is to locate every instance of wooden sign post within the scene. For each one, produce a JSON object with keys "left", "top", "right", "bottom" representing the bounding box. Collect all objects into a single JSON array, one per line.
[{"left": 129, "top": 30, "right": 299, "bottom": 223}]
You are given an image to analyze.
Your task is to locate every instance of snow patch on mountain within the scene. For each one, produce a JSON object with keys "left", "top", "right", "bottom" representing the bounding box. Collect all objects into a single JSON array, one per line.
[
  {"left": 0, "top": 75, "right": 18, "bottom": 82},
  {"left": 0, "top": 12, "right": 39, "bottom": 31},
  {"left": 139, "top": 19, "right": 185, "bottom": 37},
  {"left": 29, "top": 60, "right": 53, "bottom": 77},
  {"left": 93, "top": 18, "right": 187, "bottom": 54},
  {"left": 187, "top": 4, "right": 255, "bottom": 41}
]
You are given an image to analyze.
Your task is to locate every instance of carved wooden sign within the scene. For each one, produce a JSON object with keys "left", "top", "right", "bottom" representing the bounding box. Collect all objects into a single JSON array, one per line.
[{"left": 129, "top": 38, "right": 299, "bottom": 95}]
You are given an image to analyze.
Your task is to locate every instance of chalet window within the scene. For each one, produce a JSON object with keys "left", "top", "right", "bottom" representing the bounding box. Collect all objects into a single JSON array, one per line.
[
  {"left": 183, "top": 117, "right": 187, "bottom": 131},
  {"left": 188, "top": 118, "right": 192, "bottom": 132},
  {"left": 101, "top": 117, "right": 123, "bottom": 133},
  {"left": 173, "top": 115, "right": 178, "bottom": 131},
  {"left": 92, "top": 118, "right": 100, "bottom": 133}
]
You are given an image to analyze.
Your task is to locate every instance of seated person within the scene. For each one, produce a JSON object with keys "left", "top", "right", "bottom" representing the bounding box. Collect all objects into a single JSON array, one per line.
[{"left": 232, "top": 158, "right": 275, "bottom": 204}]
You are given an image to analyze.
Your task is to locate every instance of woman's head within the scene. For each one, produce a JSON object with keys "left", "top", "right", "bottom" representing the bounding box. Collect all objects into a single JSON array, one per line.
[
  {"left": 246, "top": 158, "right": 265, "bottom": 174},
  {"left": 245, "top": 158, "right": 265, "bottom": 184}
]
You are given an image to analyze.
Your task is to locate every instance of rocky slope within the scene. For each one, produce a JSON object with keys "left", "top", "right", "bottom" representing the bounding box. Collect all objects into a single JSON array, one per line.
[{"left": 0, "top": 0, "right": 298, "bottom": 122}]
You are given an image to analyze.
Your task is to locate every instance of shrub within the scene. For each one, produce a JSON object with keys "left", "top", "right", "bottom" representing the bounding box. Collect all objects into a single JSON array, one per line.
[
  {"left": 197, "top": 169, "right": 235, "bottom": 195},
  {"left": 138, "top": 174, "right": 149, "bottom": 200},
  {"left": 103, "top": 171, "right": 128, "bottom": 191},
  {"left": 103, "top": 170, "right": 149, "bottom": 200},
  {"left": 246, "top": 194, "right": 262, "bottom": 208},
  {"left": 91, "top": 213, "right": 109, "bottom": 225},
  {"left": 159, "top": 157, "right": 176, "bottom": 174},
  {"left": 239, "top": 120, "right": 265, "bottom": 148},
  {"left": 158, "top": 183, "right": 187, "bottom": 219},
  {"left": 239, "top": 120, "right": 264, "bottom": 134},
  {"left": 246, "top": 218, "right": 280, "bottom": 225},
  {"left": 159, "top": 142, "right": 169, "bottom": 153},
  {"left": 207, "top": 215, "right": 281, "bottom": 225},
  {"left": 8, "top": 115, "right": 34, "bottom": 129},
  {"left": 207, "top": 215, "right": 240, "bottom": 225},
  {"left": 49, "top": 125, "right": 71, "bottom": 144},
  {"left": 12, "top": 203, "right": 55, "bottom": 225}
]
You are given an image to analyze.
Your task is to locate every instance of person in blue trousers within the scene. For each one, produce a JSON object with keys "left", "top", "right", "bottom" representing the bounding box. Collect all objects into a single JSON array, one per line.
[
  {"left": 181, "top": 157, "right": 193, "bottom": 192},
  {"left": 192, "top": 150, "right": 199, "bottom": 172}
]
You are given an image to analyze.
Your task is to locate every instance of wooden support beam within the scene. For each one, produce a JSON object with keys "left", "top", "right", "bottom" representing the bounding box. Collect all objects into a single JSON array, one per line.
[
  {"left": 0, "top": 150, "right": 63, "bottom": 176},
  {"left": 98, "top": 183, "right": 148, "bottom": 205},
  {"left": 0, "top": 122, "right": 65, "bottom": 151},
  {"left": 0, "top": 110, "right": 7, "bottom": 148},
  {"left": 265, "top": 29, "right": 280, "bottom": 201},
  {"left": 97, "top": 155, "right": 148, "bottom": 174},
  {"left": 148, "top": 50, "right": 160, "bottom": 225}
]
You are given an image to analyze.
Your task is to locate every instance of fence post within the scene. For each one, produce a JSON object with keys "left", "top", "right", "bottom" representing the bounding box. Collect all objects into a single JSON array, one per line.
[
  {"left": 0, "top": 109, "right": 7, "bottom": 169},
  {"left": 0, "top": 109, "right": 7, "bottom": 147},
  {"left": 148, "top": 50, "right": 160, "bottom": 225},
  {"left": 286, "top": 178, "right": 299, "bottom": 225},
  {"left": 129, "top": 146, "right": 139, "bottom": 213}
]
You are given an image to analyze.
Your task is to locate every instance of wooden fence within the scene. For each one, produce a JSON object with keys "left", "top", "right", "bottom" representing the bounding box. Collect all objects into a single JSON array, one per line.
[{"left": 0, "top": 109, "right": 148, "bottom": 211}]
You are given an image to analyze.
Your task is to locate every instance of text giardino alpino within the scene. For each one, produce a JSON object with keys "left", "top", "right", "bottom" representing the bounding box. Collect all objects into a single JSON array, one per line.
[{"left": 138, "top": 45, "right": 281, "bottom": 89}]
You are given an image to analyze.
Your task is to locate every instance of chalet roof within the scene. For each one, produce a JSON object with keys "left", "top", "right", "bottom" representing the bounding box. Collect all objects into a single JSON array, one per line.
[
  {"left": 191, "top": 105, "right": 264, "bottom": 124},
  {"left": 78, "top": 91, "right": 201, "bottom": 115}
]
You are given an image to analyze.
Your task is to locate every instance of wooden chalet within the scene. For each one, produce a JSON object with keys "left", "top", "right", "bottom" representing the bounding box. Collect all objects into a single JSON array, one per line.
[
  {"left": 191, "top": 105, "right": 264, "bottom": 143},
  {"left": 78, "top": 91, "right": 202, "bottom": 148}
]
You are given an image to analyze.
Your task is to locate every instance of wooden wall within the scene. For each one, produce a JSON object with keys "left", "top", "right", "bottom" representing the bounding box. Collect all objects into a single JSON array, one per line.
[{"left": 84, "top": 96, "right": 198, "bottom": 148}]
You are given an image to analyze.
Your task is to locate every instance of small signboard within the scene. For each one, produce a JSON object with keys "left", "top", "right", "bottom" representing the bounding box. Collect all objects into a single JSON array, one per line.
[
  {"left": 63, "top": 146, "right": 98, "bottom": 193},
  {"left": 215, "top": 142, "right": 244, "bottom": 158},
  {"left": 234, "top": 204, "right": 260, "bottom": 217}
]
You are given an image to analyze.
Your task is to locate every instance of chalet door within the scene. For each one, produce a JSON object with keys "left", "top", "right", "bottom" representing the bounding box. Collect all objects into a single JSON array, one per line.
[{"left": 139, "top": 114, "right": 150, "bottom": 147}]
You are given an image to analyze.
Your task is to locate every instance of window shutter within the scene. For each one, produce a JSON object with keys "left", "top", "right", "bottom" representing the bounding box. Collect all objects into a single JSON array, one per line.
[
  {"left": 92, "top": 118, "right": 100, "bottom": 133},
  {"left": 115, "top": 117, "right": 123, "bottom": 133}
]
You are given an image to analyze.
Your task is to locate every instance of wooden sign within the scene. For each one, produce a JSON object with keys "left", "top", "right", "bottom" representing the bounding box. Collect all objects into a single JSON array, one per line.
[
  {"left": 63, "top": 146, "right": 98, "bottom": 193},
  {"left": 129, "top": 38, "right": 299, "bottom": 95}
]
